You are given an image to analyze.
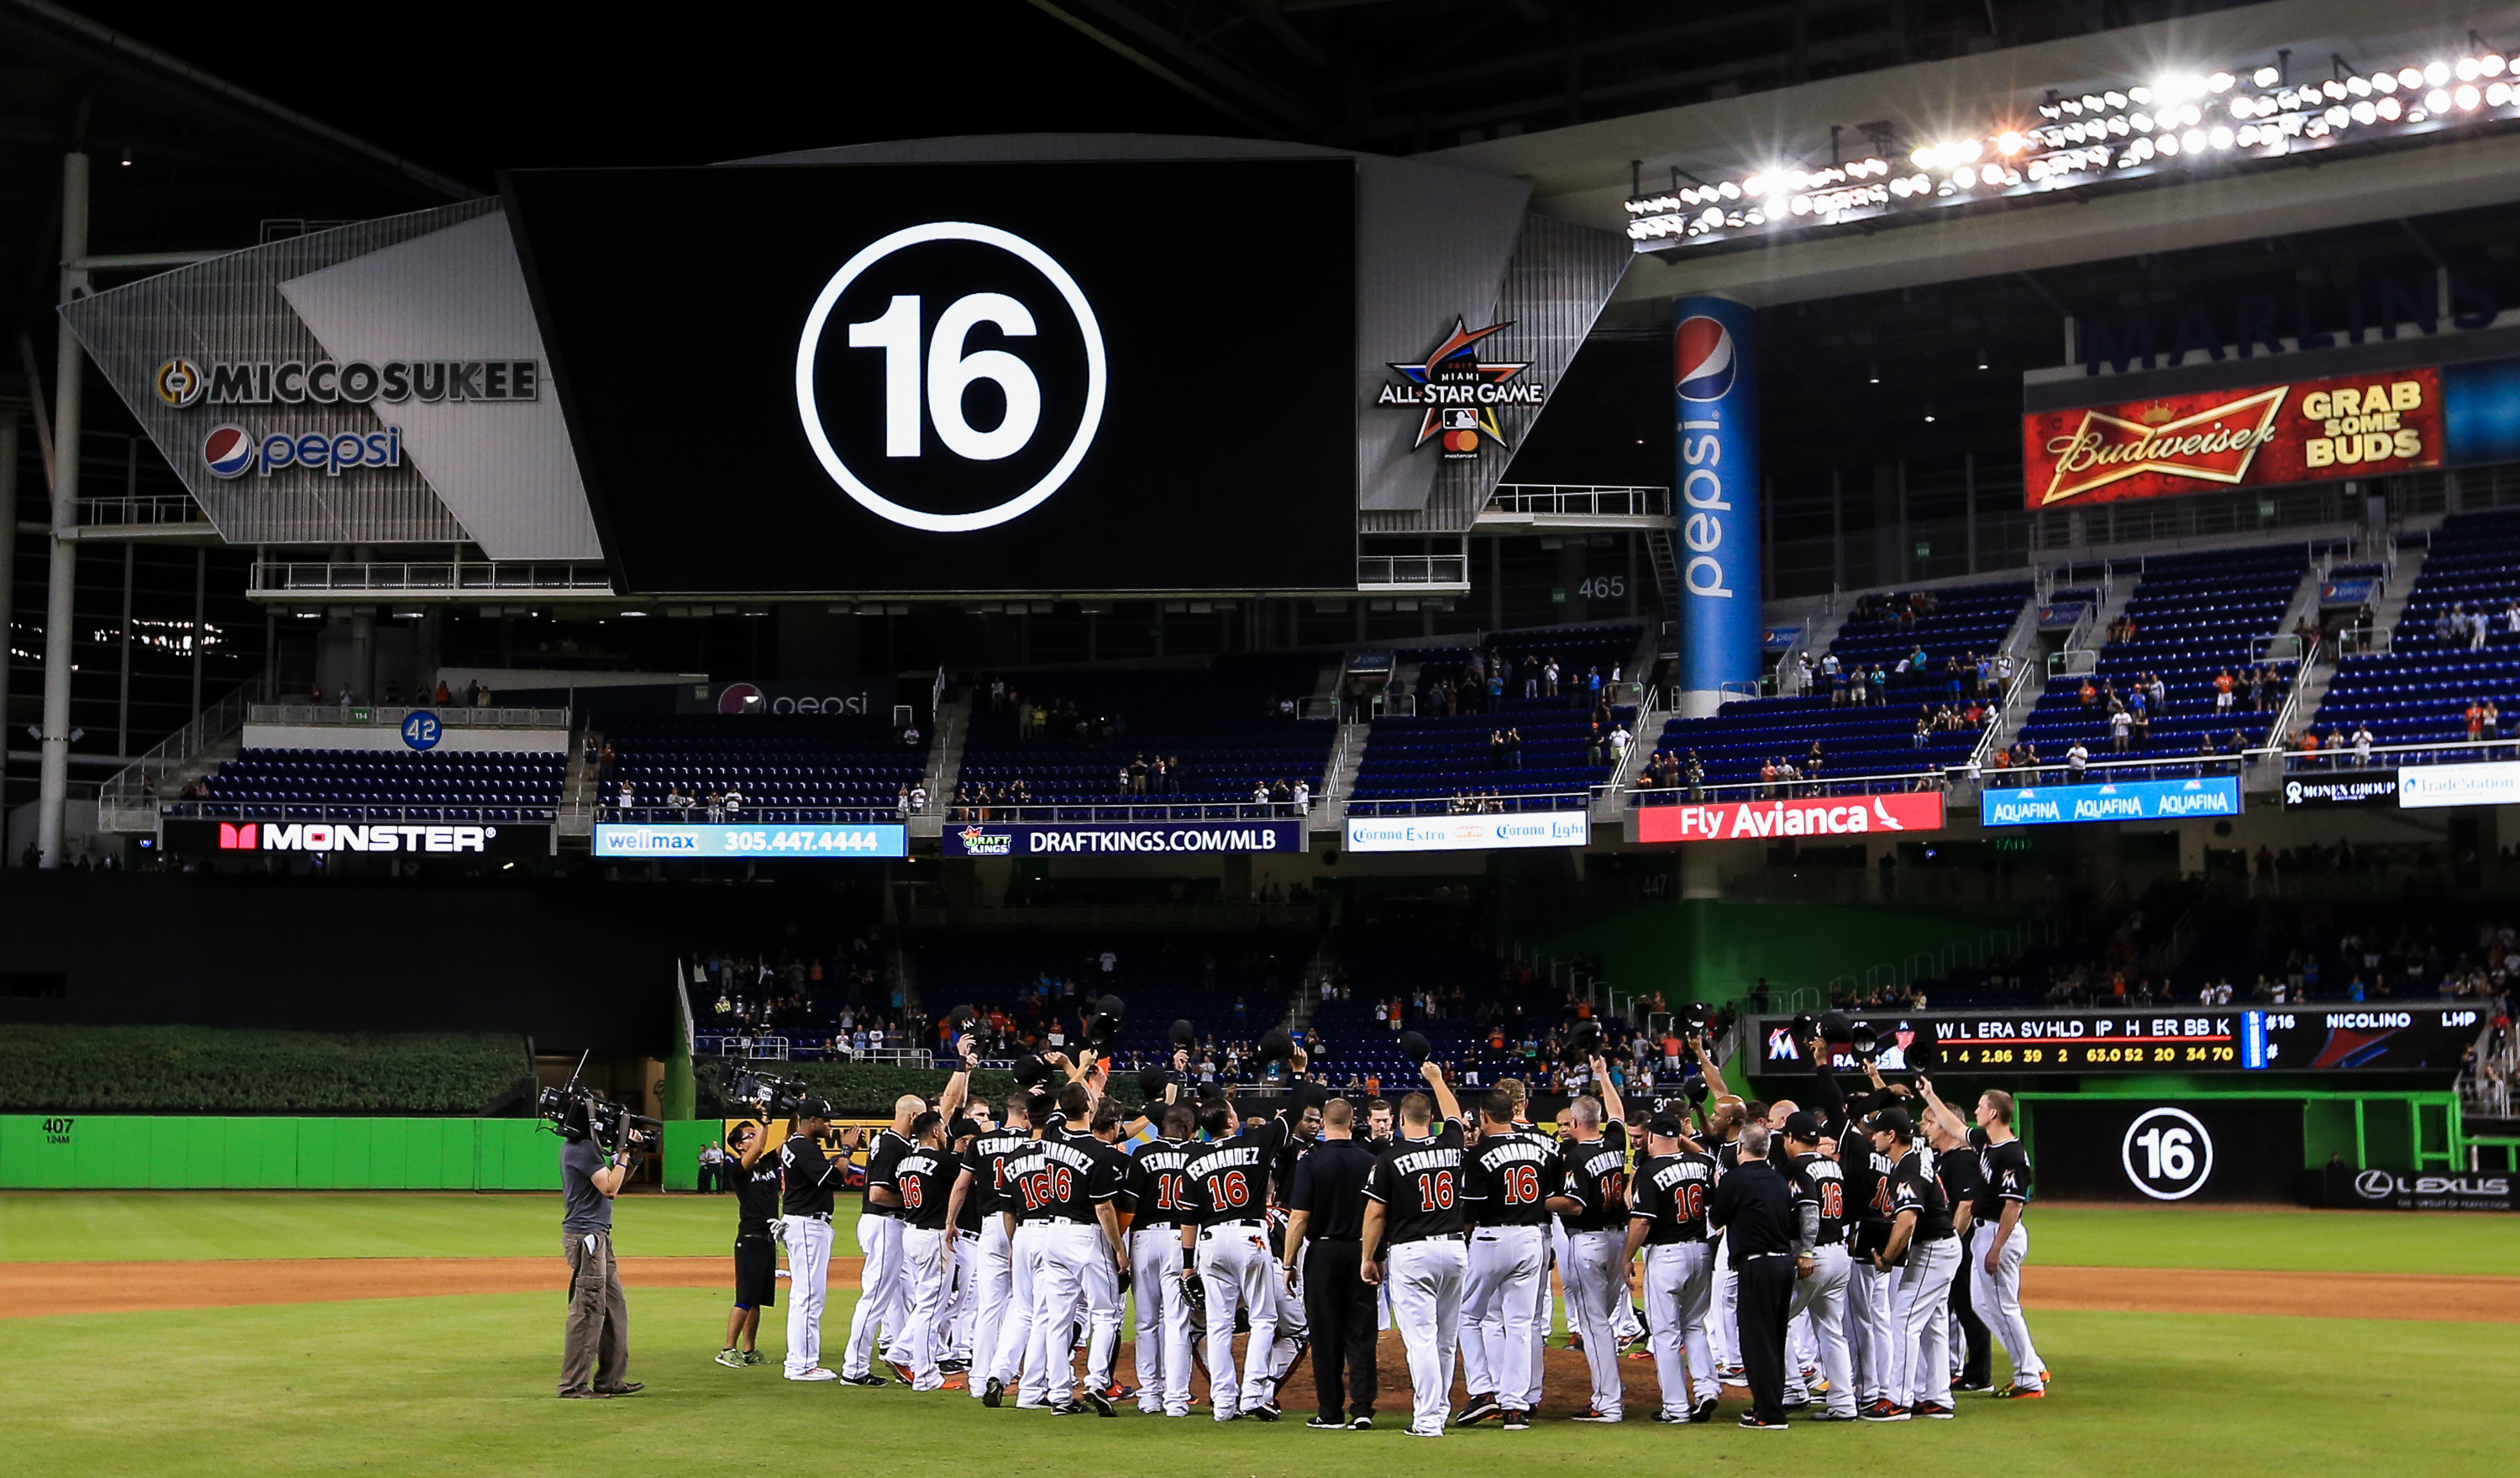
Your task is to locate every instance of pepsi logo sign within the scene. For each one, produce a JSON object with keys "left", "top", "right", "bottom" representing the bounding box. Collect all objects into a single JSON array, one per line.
[
  {"left": 1674, "top": 316, "right": 1737, "bottom": 402},
  {"left": 202, "top": 424, "right": 257, "bottom": 479}
]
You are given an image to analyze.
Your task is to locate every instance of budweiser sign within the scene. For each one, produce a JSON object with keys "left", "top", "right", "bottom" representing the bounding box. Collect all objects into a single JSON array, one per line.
[
  {"left": 1636, "top": 792, "right": 1945, "bottom": 844},
  {"left": 2024, "top": 368, "right": 2440, "bottom": 508}
]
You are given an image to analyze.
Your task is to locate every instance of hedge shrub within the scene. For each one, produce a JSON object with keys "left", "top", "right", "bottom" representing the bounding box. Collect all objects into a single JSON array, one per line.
[{"left": 0, "top": 1025, "right": 531, "bottom": 1114}]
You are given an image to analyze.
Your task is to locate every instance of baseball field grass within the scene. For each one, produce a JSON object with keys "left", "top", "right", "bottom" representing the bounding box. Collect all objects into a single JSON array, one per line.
[{"left": 1, "top": 1193, "right": 2512, "bottom": 1477}]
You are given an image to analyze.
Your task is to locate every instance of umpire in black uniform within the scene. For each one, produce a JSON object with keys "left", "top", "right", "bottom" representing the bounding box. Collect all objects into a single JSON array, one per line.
[
  {"left": 1284, "top": 1097, "right": 1378, "bottom": 1429},
  {"left": 1708, "top": 1122, "right": 1796, "bottom": 1430}
]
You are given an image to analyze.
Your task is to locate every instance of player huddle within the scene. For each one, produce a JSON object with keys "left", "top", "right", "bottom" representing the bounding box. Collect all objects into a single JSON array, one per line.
[{"left": 731, "top": 1026, "right": 2046, "bottom": 1433}]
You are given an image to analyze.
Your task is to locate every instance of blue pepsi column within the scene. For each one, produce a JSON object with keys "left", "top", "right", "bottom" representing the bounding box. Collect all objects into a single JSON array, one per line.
[{"left": 1672, "top": 297, "right": 1760, "bottom": 718}]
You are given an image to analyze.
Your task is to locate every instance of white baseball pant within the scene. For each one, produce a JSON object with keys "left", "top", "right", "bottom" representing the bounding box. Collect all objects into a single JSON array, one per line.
[
  {"left": 1971, "top": 1223, "right": 2045, "bottom": 1389},
  {"left": 841, "top": 1212, "right": 906, "bottom": 1380},
  {"left": 1786, "top": 1244, "right": 1856, "bottom": 1417},
  {"left": 1081, "top": 1225, "right": 1123, "bottom": 1396},
  {"left": 1130, "top": 1226, "right": 1194, "bottom": 1414},
  {"left": 1710, "top": 1233, "right": 1740, "bottom": 1374},
  {"left": 1266, "top": 1244, "right": 1309, "bottom": 1385},
  {"left": 1027, "top": 1221, "right": 1106, "bottom": 1405},
  {"left": 1462, "top": 1226, "right": 1547, "bottom": 1412},
  {"left": 1194, "top": 1222, "right": 1277, "bottom": 1420},
  {"left": 1564, "top": 1228, "right": 1629, "bottom": 1418},
  {"left": 967, "top": 1217, "right": 1015, "bottom": 1400},
  {"left": 780, "top": 1214, "right": 834, "bottom": 1378},
  {"left": 1891, "top": 1237, "right": 1962, "bottom": 1410},
  {"left": 1641, "top": 1239, "right": 1717, "bottom": 1418},
  {"left": 945, "top": 1227, "right": 980, "bottom": 1361},
  {"left": 1385, "top": 1236, "right": 1467, "bottom": 1436},
  {"left": 1847, "top": 1251, "right": 1895, "bottom": 1406},
  {"left": 992, "top": 1221, "right": 1052, "bottom": 1404},
  {"left": 895, "top": 1225, "right": 954, "bottom": 1387}
]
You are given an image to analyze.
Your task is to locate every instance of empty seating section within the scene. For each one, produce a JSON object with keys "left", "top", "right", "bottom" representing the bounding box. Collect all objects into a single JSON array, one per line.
[
  {"left": 1353, "top": 624, "right": 1642, "bottom": 810},
  {"left": 194, "top": 749, "right": 564, "bottom": 820},
  {"left": 1641, "top": 584, "right": 2029, "bottom": 795},
  {"left": 2012, "top": 548, "right": 2306, "bottom": 762},
  {"left": 609, "top": 716, "right": 925, "bottom": 821},
  {"left": 2314, "top": 509, "right": 2520, "bottom": 750},
  {"left": 958, "top": 655, "right": 1332, "bottom": 812}
]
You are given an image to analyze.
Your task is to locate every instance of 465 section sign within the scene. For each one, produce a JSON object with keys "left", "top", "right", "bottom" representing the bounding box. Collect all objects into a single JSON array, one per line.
[{"left": 2024, "top": 367, "right": 2441, "bottom": 508}]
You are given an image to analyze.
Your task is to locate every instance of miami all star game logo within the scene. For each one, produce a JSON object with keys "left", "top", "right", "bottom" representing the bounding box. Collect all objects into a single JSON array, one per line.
[{"left": 1378, "top": 318, "right": 1545, "bottom": 460}]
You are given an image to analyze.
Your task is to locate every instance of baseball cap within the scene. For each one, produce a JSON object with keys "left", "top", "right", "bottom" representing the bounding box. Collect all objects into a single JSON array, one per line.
[
  {"left": 795, "top": 1096, "right": 832, "bottom": 1121},
  {"left": 1869, "top": 1106, "right": 1913, "bottom": 1136},
  {"left": 1645, "top": 1112, "right": 1687, "bottom": 1139},
  {"left": 1782, "top": 1110, "right": 1822, "bottom": 1141}
]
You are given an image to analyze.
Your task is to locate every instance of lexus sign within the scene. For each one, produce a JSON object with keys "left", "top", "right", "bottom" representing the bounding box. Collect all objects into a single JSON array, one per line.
[{"left": 1635, "top": 792, "right": 1944, "bottom": 844}]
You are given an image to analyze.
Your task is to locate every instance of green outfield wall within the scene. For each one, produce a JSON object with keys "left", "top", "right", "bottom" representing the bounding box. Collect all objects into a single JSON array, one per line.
[{"left": 0, "top": 1116, "right": 564, "bottom": 1191}]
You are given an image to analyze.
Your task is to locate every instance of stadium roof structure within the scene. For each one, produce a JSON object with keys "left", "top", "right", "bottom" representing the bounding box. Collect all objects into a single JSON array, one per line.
[{"left": 1, "top": 0, "right": 476, "bottom": 409}]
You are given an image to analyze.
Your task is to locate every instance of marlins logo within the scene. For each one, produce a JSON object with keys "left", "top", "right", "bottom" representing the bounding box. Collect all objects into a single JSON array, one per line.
[
  {"left": 154, "top": 357, "right": 206, "bottom": 408},
  {"left": 1673, "top": 316, "right": 1737, "bottom": 402},
  {"left": 202, "top": 424, "right": 257, "bottom": 479}
]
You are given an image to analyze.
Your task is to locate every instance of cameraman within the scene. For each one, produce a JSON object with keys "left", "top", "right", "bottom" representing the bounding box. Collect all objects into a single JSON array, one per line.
[
  {"left": 559, "top": 1097, "right": 642, "bottom": 1400},
  {"left": 717, "top": 1122, "right": 780, "bottom": 1368}
]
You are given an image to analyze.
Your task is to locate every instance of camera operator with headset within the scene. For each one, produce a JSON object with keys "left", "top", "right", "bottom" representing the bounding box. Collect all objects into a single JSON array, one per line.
[
  {"left": 716, "top": 1121, "right": 781, "bottom": 1368},
  {"left": 558, "top": 1092, "right": 643, "bottom": 1400}
]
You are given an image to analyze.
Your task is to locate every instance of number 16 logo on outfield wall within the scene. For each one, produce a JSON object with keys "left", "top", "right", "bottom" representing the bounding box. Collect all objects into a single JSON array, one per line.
[
  {"left": 2121, "top": 1106, "right": 2215, "bottom": 1201},
  {"left": 795, "top": 223, "right": 1108, "bottom": 534}
]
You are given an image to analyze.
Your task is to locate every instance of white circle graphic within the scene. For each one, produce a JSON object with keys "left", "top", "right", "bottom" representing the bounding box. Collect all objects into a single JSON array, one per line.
[
  {"left": 794, "top": 221, "right": 1106, "bottom": 534},
  {"left": 2120, "top": 1106, "right": 2215, "bottom": 1201}
]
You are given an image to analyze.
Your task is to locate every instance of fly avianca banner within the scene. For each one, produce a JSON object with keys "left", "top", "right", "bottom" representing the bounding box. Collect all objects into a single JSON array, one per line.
[
  {"left": 1635, "top": 791, "right": 1944, "bottom": 844},
  {"left": 2024, "top": 366, "right": 2441, "bottom": 508}
]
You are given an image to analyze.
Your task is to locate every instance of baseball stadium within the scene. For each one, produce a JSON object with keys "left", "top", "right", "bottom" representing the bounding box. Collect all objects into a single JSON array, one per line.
[{"left": 2, "top": 1, "right": 2517, "bottom": 1473}]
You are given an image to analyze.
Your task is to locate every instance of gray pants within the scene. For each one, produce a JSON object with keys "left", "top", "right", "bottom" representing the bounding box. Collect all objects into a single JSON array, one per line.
[{"left": 562, "top": 1228, "right": 630, "bottom": 1394}]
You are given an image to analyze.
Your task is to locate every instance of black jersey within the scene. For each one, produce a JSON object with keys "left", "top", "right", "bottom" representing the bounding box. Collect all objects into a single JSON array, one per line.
[
  {"left": 1366, "top": 1122, "right": 1466, "bottom": 1243},
  {"left": 733, "top": 1151, "right": 781, "bottom": 1233},
  {"left": 953, "top": 1147, "right": 989, "bottom": 1234},
  {"left": 1935, "top": 1142, "right": 1987, "bottom": 1230},
  {"left": 1847, "top": 1145, "right": 1895, "bottom": 1258},
  {"left": 895, "top": 1144, "right": 958, "bottom": 1231},
  {"left": 1123, "top": 1137, "right": 1196, "bottom": 1229},
  {"left": 779, "top": 1132, "right": 848, "bottom": 1218},
  {"left": 1462, "top": 1128, "right": 1562, "bottom": 1228},
  {"left": 1007, "top": 1129, "right": 1121, "bottom": 1225},
  {"left": 861, "top": 1129, "right": 912, "bottom": 1219},
  {"left": 1789, "top": 1150, "right": 1848, "bottom": 1247},
  {"left": 1181, "top": 1120, "right": 1285, "bottom": 1228},
  {"left": 1560, "top": 1123, "right": 1631, "bottom": 1234},
  {"left": 969, "top": 1127, "right": 1032, "bottom": 1218},
  {"left": 1272, "top": 1129, "right": 1315, "bottom": 1208},
  {"left": 1887, "top": 1147, "right": 1953, "bottom": 1244},
  {"left": 1630, "top": 1149, "right": 1716, "bottom": 1244},
  {"left": 1975, "top": 1133, "right": 2032, "bottom": 1221}
]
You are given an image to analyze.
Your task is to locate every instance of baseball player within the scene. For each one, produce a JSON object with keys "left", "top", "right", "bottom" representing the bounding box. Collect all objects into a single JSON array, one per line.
[
  {"left": 716, "top": 1122, "right": 780, "bottom": 1369},
  {"left": 1179, "top": 1092, "right": 1290, "bottom": 1421},
  {"left": 939, "top": 1097, "right": 994, "bottom": 1375},
  {"left": 1623, "top": 1110, "right": 1719, "bottom": 1424},
  {"left": 1868, "top": 1106, "right": 1960, "bottom": 1420},
  {"left": 989, "top": 1086, "right": 1063, "bottom": 1408},
  {"left": 1918, "top": 1095, "right": 1987, "bottom": 1393},
  {"left": 1455, "top": 1087, "right": 1559, "bottom": 1429},
  {"left": 1018, "top": 1081, "right": 1130, "bottom": 1416},
  {"left": 843, "top": 1082, "right": 944, "bottom": 1386},
  {"left": 1122, "top": 1102, "right": 1200, "bottom": 1416},
  {"left": 775, "top": 1100, "right": 858, "bottom": 1381},
  {"left": 962, "top": 1091, "right": 1035, "bottom": 1405},
  {"left": 1685, "top": 1033, "right": 1748, "bottom": 1386},
  {"left": 1361, "top": 1062, "right": 1467, "bottom": 1439},
  {"left": 1549, "top": 1061, "right": 1630, "bottom": 1423},
  {"left": 1929, "top": 1084, "right": 2045, "bottom": 1397},
  {"left": 1263, "top": 1086, "right": 1325, "bottom": 1394},
  {"left": 1782, "top": 1110, "right": 1858, "bottom": 1420},
  {"left": 890, "top": 1108, "right": 969, "bottom": 1391}
]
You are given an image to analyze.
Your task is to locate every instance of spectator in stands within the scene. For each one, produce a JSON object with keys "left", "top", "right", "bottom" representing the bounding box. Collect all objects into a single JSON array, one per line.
[
  {"left": 2110, "top": 707, "right": 2133, "bottom": 753},
  {"left": 2353, "top": 724, "right": 2374, "bottom": 765},
  {"left": 1293, "top": 779, "right": 1311, "bottom": 815},
  {"left": 2214, "top": 670, "right": 2235, "bottom": 711},
  {"left": 2067, "top": 740, "right": 2089, "bottom": 778},
  {"left": 617, "top": 779, "right": 634, "bottom": 813}
]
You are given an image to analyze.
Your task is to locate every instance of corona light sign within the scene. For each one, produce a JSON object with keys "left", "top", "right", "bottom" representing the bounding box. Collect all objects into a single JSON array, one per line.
[{"left": 2024, "top": 367, "right": 2441, "bottom": 508}]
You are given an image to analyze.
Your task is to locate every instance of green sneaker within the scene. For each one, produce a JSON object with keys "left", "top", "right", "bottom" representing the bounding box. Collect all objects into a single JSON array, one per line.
[
  {"left": 715, "top": 1349, "right": 746, "bottom": 1369},
  {"left": 742, "top": 1350, "right": 766, "bottom": 1367}
]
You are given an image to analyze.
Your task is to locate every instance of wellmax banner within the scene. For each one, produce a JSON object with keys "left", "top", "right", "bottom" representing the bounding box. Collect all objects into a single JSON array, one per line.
[
  {"left": 1982, "top": 776, "right": 2240, "bottom": 827},
  {"left": 1672, "top": 296, "right": 1759, "bottom": 711}
]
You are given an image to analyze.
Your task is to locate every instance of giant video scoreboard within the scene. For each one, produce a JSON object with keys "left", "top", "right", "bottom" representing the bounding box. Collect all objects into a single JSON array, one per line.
[{"left": 1747, "top": 1004, "right": 2484, "bottom": 1076}]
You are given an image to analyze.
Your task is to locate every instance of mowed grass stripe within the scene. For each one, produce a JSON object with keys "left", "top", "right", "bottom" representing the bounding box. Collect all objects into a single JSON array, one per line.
[
  {"left": 7, "top": 1194, "right": 2511, "bottom": 1275},
  {"left": 0, "top": 1291, "right": 2507, "bottom": 1478}
]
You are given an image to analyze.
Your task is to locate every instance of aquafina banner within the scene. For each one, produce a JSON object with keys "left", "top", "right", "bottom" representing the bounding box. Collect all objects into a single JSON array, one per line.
[{"left": 1672, "top": 296, "right": 1760, "bottom": 713}]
